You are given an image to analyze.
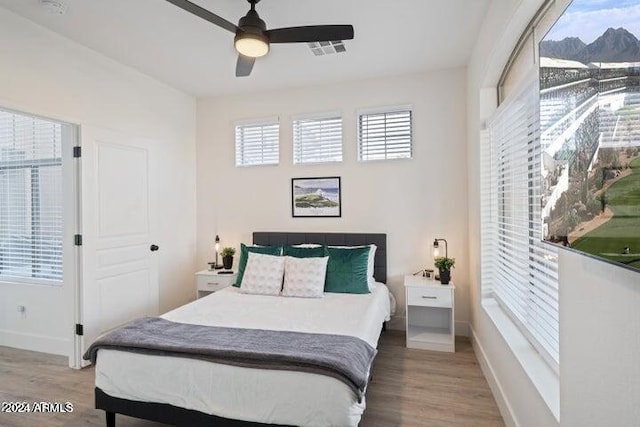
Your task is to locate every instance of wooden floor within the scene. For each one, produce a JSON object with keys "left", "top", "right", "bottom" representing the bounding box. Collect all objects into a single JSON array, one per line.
[{"left": 0, "top": 331, "right": 503, "bottom": 427}]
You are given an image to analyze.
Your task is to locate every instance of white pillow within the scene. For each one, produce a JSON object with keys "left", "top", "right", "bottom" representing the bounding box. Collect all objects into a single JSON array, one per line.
[
  {"left": 328, "top": 244, "right": 377, "bottom": 290},
  {"left": 240, "top": 252, "right": 285, "bottom": 296},
  {"left": 367, "top": 244, "right": 377, "bottom": 289},
  {"left": 291, "top": 243, "right": 322, "bottom": 248},
  {"left": 282, "top": 256, "right": 329, "bottom": 298}
]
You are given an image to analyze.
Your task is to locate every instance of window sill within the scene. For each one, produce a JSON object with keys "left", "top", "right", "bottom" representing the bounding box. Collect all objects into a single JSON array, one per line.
[
  {"left": 482, "top": 298, "right": 560, "bottom": 422},
  {"left": 0, "top": 276, "right": 62, "bottom": 287}
]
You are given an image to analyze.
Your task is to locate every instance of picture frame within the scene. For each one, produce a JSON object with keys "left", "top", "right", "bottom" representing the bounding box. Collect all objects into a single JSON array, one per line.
[{"left": 291, "top": 177, "right": 341, "bottom": 218}]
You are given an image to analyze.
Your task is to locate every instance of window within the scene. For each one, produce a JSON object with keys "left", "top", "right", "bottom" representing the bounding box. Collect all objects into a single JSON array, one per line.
[
  {"left": 235, "top": 118, "right": 279, "bottom": 167},
  {"left": 0, "top": 109, "right": 64, "bottom": 283},
  {"left": 292, "top": 112, "right": 343, "bottom": 164},
  {"left": 539, "top": 2, "right": 640, "bottom": 274},
  {"left": 482, "top": 73, "right": 560, "bottom": 370},
  {"left": 358, "top": 106, "right": 412, "bottom": 161},
  {"left": 480, "top": 0, "right": 566, "bottom": 374}
]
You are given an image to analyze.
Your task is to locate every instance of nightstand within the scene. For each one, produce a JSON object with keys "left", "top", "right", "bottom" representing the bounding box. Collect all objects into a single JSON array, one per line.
[
  {"left": 195, "top": 270, "right": 237, "bottom": 299},
  {"left": 404, "top": 275, "right": 455, "bottom": 352}
]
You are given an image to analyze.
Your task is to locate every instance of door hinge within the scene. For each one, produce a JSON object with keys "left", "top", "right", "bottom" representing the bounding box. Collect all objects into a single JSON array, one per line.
[
  {"left": 74, "top": 234, "right": 82, "bottom": 246},
  {"left": 75, "top": 324, "right": 84, "bottom": 336},
  {"left": 73, "top": 146, "right": 81, "bottom": 158}
]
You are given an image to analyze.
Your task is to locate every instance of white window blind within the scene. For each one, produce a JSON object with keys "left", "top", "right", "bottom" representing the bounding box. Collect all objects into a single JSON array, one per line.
[
  {"left": 292, "top": 113, "right": 343, "bottom": 164},
  {"left": 0, "top": 109, "right": 63, "bottom": 283},
  {"left": 481, "top": 75, "right": 559, "bottom": 370},
  {"left": 235, "top": 118, "right": 279, "bottom": 167},
  {"left": 358, "top": 106, "right": 412, "bottom": 161}
]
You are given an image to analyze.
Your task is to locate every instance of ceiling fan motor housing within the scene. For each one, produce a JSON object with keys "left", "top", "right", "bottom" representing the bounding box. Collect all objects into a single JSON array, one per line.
[
  {"left": 234, "top": 8, "right": 269, "bottom": 56},
  {"left": 238, "top": 7, "right": 266, "bottom": 32}
]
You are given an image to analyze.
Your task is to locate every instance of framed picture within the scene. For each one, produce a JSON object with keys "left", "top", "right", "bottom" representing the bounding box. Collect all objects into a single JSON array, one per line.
[{"left": 291, "top": 177, "right": 341, "bottom": 218}]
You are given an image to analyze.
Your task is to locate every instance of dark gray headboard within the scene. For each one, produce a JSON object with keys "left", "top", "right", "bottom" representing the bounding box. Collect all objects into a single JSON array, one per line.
[{"left": 253, "top": 232, "right": 387, "bottom": 284}]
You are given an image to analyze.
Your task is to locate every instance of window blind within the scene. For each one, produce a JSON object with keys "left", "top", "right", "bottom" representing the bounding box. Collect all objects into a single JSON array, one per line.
[
  {"left": 0, "top": 109, "right": 63, "bottom": 283},
  {"left": 482, "top": 75, "right": 560, "bottom": 369},
  {"left": 292, "top": 113, "right": 343, "bottom": 164},
  {"left": 235, "top": 119, "right": 279, "bottom": 167},
  {"left": 358, "top": 106, "right": 412, "bottom": 161}
]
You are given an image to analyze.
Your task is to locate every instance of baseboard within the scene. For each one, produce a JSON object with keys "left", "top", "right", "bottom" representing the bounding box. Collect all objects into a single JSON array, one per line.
[
  {"left": 470, "top": 323, "right": 518, "bottom": 427},
  {"left": 0, "top": 329, "right": 70, "bottom": 357}
]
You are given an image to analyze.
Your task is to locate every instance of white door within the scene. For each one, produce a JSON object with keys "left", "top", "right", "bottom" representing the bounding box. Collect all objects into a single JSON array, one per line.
[{"left": 75, "top": 127, "right": 159, "bottom": 367}]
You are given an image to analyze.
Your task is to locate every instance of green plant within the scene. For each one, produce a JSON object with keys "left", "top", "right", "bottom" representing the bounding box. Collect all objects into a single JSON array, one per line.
[
  {"left": 434, "top": 256, "right": 455, "bottom": 271},
  {"left": 221, "top": 247, "right": 236, "bottom": 257}
]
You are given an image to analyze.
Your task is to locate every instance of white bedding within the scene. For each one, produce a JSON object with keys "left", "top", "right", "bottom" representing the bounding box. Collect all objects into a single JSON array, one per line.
[{"left": 95, "top": 284, "right": 391, "bottom": 427}]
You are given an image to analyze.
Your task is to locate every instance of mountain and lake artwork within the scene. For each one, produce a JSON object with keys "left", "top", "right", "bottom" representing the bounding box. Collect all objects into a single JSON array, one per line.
[
  {"left": 291, "top": 177, "right": 341, "bottom": 217},
  {"left": 539, "top": 0, "right": 640, "bottom": 271}
]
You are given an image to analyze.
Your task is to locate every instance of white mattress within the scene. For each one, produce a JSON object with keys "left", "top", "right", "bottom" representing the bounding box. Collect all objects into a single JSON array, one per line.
[{"left": 95, "top": 284, "right": 391, "bottom": 427}]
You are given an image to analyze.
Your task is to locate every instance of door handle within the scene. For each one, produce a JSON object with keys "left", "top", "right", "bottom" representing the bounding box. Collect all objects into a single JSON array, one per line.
[{"left": 150, "top": 244, "right": 159, "bottom": 252}]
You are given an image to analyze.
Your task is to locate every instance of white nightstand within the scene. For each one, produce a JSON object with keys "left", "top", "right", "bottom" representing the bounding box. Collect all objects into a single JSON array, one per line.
[
  {"left": 195, "top": 270, "right": 237, "bottom": 299},
  {"left": 404, "top": 275, "right": 455, "bottom": 352}
]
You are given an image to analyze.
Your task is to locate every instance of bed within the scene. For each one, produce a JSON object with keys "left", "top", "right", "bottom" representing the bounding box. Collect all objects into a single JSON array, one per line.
[{"left": 90, "top": 232, "right": 389, "bottom": 427}]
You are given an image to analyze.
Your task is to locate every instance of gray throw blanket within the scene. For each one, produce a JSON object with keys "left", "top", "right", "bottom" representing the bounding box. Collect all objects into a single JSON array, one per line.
[{"left": 83, "top": 317, "right": 377, "bottom": 400}]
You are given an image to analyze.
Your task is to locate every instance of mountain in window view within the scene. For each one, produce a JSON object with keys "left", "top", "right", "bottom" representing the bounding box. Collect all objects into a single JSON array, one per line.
[
  {"left": 540, "top": 37, "right": 586, "bottom": 60},
  {"left": 540, "top": 27, "right": 640, "bottom": 63}
]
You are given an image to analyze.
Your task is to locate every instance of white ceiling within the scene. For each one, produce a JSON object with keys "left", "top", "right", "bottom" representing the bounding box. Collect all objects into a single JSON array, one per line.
[{"left": 0, "top": 0, "right": 490, "bottom": 98}]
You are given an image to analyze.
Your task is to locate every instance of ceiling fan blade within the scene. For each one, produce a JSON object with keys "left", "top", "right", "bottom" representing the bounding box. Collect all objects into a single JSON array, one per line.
[
  {"left": 267, "top": 25, "right": 354, "bottom": 43},
  {"left": 164, "top": 0, "right": 238, "bottom": 34},
  {"left": 236, "top": 54, "right": 256, "bottom": 77}
]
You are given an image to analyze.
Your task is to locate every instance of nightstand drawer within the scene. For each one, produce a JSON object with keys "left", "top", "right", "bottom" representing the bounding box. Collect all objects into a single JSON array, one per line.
[
  {"left": 407, "top": 287, "right": 452, "bottom": 308},
  {"left": 196, "top": 272, "right": 236, "bottom": 292},
  {"left": 198, "top": 280, "right": 228, "bottom": 292}
]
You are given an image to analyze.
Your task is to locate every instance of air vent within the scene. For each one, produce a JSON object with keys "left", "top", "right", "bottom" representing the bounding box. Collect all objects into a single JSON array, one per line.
[
  {"left": 307, "top": 41, "right": 347, "bottom": 56},
  {"left": 40, "top": 0, "right": 68, "bottom": 15}
]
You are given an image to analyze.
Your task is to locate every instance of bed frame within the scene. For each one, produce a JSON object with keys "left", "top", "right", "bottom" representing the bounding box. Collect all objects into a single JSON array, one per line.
[{"left": 96, "top": 231, "right": 387, "bottom": 427}]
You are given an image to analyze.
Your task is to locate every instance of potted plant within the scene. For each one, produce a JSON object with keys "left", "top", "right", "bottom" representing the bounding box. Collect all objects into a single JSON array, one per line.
[
  {"left": 221, "top": 247, "right": 236, "bottom": 270},
  {"left": 434, "top": 256, "right": 455, "bottom": 285}
]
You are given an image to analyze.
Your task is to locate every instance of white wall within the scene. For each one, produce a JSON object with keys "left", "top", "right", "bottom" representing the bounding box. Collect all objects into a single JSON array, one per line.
[
  {"left": 560, "top": 250, "right": 640, "bottom": 426},
  {"left": 0, "top": 7, "right": 197, "bottom": 358},
  {"left": 196, "top": 70, "right": 470, "bottom": 331},
  {"left": 467, "top": 0, "right": 640, "bottom": 426}
]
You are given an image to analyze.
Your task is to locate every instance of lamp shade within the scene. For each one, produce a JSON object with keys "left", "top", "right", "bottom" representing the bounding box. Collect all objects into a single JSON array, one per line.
[{"left": 433, "top": 238, "right": 447, "bottom": 258}]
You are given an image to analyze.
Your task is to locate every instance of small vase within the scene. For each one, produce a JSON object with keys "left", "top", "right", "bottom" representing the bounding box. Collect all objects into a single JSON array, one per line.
[
  {"left": 222, "top": 255, "right": 233, "bottom": 270},
  {"left": 439, "top": 269, "right": 451, "bottom": 285}
]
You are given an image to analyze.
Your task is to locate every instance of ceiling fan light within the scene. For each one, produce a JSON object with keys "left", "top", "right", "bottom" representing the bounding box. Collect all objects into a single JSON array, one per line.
[{"left": 234, "top": 33, "right": 269, "bottom": 58}]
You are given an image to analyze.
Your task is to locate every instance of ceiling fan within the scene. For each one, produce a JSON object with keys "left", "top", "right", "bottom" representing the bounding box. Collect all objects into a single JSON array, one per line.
[{"left": 164, "top": 0, "right": 355, "bottom": 77}]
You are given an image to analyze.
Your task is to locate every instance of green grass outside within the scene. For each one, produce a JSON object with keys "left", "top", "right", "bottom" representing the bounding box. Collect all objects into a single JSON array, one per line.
[{"left": 572, "top": 156, "right": 640, "bottom": 269}]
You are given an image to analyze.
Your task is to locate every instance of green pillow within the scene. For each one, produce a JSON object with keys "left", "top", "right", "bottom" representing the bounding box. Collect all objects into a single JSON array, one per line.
[
  {"left": 235, "top": 243, "right": 282, "bottom": 287},
  {"left": 325, "top": 246, "right": 370, "bottom": 294},
  {"left": 283, "top": 245, "right": 327, "bottom": 258}
]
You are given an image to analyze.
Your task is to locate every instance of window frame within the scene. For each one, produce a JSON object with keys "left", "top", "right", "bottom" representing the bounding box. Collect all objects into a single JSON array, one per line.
[
  {"left": 357, "top": 105, "right": 413, "bottom": 162},
  {"left": 0, "top": 108, "right": 65, "bottom": 285},
  {"left": 234, "top": 117, "right": 280, "bottom": 167},
  {"left": 292, "top": 111, "right": 343, "bottom": 165}
]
